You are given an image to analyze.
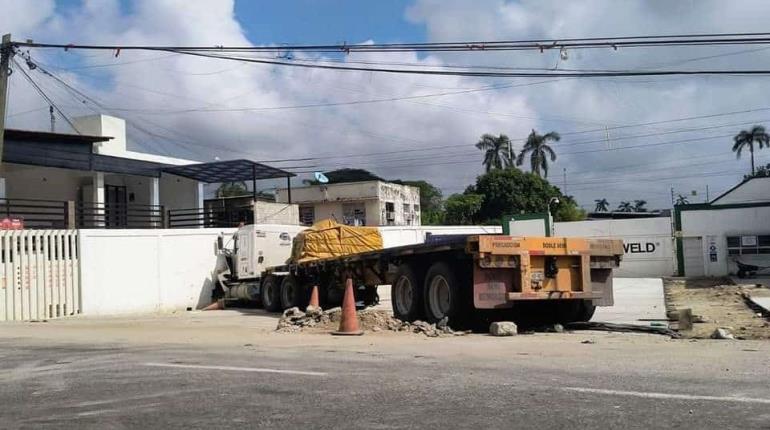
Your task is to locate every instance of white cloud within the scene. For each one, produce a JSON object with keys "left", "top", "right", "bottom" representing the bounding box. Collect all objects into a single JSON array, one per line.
[
  {"left": 406, "top": 0, "right": 770, "bottom": 208},
  {"left": 3, "top": 0, "right": 770, "bottom": 209}
]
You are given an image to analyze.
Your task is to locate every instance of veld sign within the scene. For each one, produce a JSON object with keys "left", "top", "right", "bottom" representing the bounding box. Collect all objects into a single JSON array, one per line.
[{"left": 623, "top": 241, "right": 657, "bottom": 254}]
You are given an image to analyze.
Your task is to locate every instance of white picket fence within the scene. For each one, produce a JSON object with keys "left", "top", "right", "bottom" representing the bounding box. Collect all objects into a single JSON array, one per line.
[{"left": 0, "top": 230, "right": 80, "bottom": 321}]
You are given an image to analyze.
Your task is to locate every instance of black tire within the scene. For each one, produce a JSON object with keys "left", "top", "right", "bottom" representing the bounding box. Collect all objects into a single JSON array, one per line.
[
  {"left": 261, "top": 275, "right": 281, "bottom": 312},
  {"left": 554, "top": 300, "right": 581, "bottom": 324},
  {"left": 423, "top": 261, "right": 465, "bottom": 324},
  {"left": 279, "top": 275, "right": 305, "bottom": 310},
  {"left": 577, "top": 300, "right": 596, "bottom": 322},
  {"left": 391, "top": 264, "right": 424, "bottom": 322}
]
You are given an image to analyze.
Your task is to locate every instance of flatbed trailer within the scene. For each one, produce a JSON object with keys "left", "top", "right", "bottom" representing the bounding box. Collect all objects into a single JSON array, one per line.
[{"left": 258, "top": 234, "right": 624, "bottom": 325}]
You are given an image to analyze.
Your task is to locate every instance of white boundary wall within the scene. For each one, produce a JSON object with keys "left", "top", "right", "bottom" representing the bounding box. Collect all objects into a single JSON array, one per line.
[
  {"left": 379, "top": 225, "right": 503, "bottom": 248},
  {"left": 79, "top": 228, "right": 235, "bottom": 315}
]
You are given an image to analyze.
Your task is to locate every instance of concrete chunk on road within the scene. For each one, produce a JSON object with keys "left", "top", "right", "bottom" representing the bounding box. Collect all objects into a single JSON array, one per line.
[{"left": 489, "top": 321, "right": 517, "bottom": 336}]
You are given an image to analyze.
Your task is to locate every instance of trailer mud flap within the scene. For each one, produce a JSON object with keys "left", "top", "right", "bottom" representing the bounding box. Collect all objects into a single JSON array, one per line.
[{"left": 473, "top": 265, "right": 514, "bottom": 309}]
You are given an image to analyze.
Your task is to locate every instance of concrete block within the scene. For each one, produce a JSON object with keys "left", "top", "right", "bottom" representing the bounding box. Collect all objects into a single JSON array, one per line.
[{"left": 490, "top": 321, "right": 517, "bottom": 336}]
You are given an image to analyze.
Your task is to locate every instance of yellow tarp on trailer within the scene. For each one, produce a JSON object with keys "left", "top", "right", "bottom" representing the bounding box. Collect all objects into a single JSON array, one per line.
[{"left": 290, "top": 219, "right": 383, "bottom": 263}]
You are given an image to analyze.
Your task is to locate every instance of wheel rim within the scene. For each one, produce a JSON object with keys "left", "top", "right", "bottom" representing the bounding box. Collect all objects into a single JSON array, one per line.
[
  {"left": 394, "top": 276, "right": 413, "bottom": 315},
  {"left": 428, "top": 275, "right": 451, "bottom": 318}
]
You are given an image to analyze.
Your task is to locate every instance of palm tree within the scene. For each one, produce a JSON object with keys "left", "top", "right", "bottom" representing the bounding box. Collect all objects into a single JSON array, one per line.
[
  {"left": 675, "top": 194, "right": 689, "bottom": 205},
  {"left": 732, "top": 125, "right": 770, "bottom": 175},
  {"left": 475, "top": 133, "right": 514, "bottom": 172},
  {"left": 516, "top": 129, "right": 560, "bottom": 177},
  {"left": 594, "top": 198, "right": 609, "bottom": 212},
  {"left": 216, "top": 181, "right": 249, "bottom": 198},
  {"left": 633, "top": 199, "right": 648, "bottom": 212},
  {"left": 617, "top": 201, "right": 633, "bottom": 212}
]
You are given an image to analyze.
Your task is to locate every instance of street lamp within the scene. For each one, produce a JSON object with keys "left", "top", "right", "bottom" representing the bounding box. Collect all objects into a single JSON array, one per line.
[{"left": 547, "top": 197, "right": 559, "bottom": 237}]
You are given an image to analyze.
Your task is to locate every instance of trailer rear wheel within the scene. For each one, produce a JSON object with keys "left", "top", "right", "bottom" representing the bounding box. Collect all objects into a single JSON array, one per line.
[
  {"left": 577, "top": 300, "right": 596, "bottom": 322},
  {"left": 280, "top": 275, "right": 305, "bottom": 310},
  {"left": 423, "top": 262, "right": 463, "bottom": 324},
  {"left": 392, "top": 264, "right": 424, "bottom": 322},
  {"left": 554, "top": 300, "right": 597, "bottom": 323},
  {"left": 261, "top": 276, "right": 281, "bottom": 312}
]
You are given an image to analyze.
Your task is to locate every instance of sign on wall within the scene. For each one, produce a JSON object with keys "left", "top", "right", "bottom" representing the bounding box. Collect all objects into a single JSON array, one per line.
[{"left": 708, "top": 236, "right": 718, "bottom": 263}]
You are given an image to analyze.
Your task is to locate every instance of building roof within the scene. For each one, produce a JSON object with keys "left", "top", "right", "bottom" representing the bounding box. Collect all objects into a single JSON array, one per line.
[
  {"left": 710, "top": 176, "right": 770, "bottom": 205},
  {"left": 3, "top": 129, "right": 294, "bottom": 182},
  {"left": 161, "top": 159, "right": 295, "bottom": 183},
  {"left": 5, "top": 128, "right": 112, "bottom": 143}
]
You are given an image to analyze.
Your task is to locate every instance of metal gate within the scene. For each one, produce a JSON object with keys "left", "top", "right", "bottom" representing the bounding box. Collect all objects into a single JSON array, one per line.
[
  {"left": 0, "top": 230, "right": 80, "bottom": 321},
  {"left": 683, "top": 236, "right": 705, "bottom": 277}
]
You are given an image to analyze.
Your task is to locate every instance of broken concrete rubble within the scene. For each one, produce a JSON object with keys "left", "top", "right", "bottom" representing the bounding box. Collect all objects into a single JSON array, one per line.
[
  {"left": 276, "top": 307, "right": 467, "bottom": 337},
  {"left": 711, "top": 328, "right": 736, "bottom": 340}
]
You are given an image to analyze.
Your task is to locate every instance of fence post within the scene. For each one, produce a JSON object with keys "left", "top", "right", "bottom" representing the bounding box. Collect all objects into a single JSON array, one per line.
[
  {"left": 66, "top": 201, "right": 76, "bottom": 229},
  {"left": 163, "top": 208, "right": 170, "bottom": 229}
]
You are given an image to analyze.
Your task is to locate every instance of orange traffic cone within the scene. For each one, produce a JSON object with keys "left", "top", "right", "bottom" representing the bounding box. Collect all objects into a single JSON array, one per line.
[
  {"left": 307, "top": 285, "right": 320, "bottom": 311},
  {"left": 332, "top": 278, "right": 363, "bottom": 336}
]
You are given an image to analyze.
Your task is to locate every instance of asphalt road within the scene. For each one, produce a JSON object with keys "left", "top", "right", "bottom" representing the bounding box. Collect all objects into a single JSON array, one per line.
[{"left": 0, "top": 312, "right": 769, "bottom": 429}]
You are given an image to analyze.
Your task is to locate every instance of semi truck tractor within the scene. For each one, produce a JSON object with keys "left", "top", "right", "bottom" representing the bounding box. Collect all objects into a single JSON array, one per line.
[{"left": 217, "top": 224, "right": 624, "bottom": 325}]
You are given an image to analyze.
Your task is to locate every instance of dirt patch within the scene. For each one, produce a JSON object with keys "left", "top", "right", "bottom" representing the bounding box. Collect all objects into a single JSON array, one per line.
[
  {"left": 276, "top": 307, "right": 468, "bottom": 337},
  {"left": 664, "top": 277, "right": 770, "bottom": 340}
]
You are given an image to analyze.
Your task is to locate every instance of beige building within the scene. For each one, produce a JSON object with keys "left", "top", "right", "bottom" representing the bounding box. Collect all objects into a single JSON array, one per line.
[{"left": 275, "top": 181, "right": 421, "bottom": 226}]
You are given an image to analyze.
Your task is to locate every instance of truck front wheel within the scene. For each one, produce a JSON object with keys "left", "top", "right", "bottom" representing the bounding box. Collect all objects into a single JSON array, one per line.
[
  {"left": 423, "top": 262, "right": 464, "bottom": 324},
  {"left": 261, "top": 276, "right": 281, "bottom": 312},
  {"left": 392, "top": 264, "right": 424, "bottom": 322}
]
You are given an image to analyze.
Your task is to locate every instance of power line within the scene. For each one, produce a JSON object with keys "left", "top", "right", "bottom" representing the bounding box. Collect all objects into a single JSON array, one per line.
[
  {"left": 16, "top": 34, "right": 770, "bottom": 79},
  {"left": 156, "top": 49, "right": 770, "bottom": 79},
  {"left": 24, "top": 52, "right": 770, "bottom": 182},
  {"left": 16, "top": 32, "right": 770, "bottom": 53},
  {"left": 11, "top": 58, "right": 80, "bottom": 133}
]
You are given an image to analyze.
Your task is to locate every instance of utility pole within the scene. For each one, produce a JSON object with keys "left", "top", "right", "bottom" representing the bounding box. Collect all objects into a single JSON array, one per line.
[
  {"left": 705, "top": 184, "right": 709, "bottom": 203},
  {"left": 563, "top": 168, "right": 567, "bottom": 194},
  {"left": 0, "top": 34, "right": 13, "bottom": 168}
]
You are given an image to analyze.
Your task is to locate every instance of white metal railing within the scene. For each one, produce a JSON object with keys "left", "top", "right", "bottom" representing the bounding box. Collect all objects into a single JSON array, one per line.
[{"left": 0, "top": 230, "right": 80, "bottom": 321}]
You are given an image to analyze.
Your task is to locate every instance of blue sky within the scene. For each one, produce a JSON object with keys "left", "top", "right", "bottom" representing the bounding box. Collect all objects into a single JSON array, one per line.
[
  {"left": 234, "top": 1, "right": 424, "bottom": 45},
  {"left": 54, "top": 0, "right": 426, "bottom": 45}
]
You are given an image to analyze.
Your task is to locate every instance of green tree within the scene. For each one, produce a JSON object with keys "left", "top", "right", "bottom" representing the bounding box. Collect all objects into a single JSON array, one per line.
[
  {"left": 594, "top": 198, "right": 609, "bottom": 212},
  {"left": 466, "top": 167, "right": 584, "bottom": 223},
  {"left": 675, "top": 194, "right": 689, "bottom": 205},
  {"left": 633, "top": 199, "right": 648, "bottom": 212},
  {"left": 444, "top": 193, "right": 483, "bottom": 225},
  {"left": 516, "top": 129, "right": 560, "bottom": 178},
  {"left": 392, "top": 179, "right": 444, "bottom": 225},
  {"left": 216, "top": 181, "right": 249, "bottom": 198},
  {"left": 617, "top": 201, "right": 633, "bottom": 212},
  {"left": 733, "top": 125, "right": 770, "bottom": 175},
  {"left": 475, "top": 133, "right": 514, "bottom": 172}
]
